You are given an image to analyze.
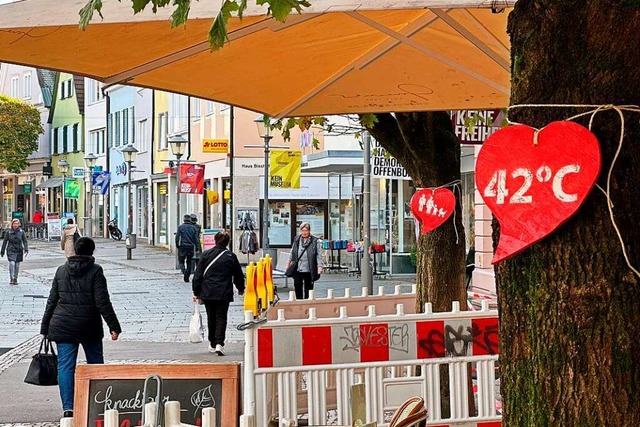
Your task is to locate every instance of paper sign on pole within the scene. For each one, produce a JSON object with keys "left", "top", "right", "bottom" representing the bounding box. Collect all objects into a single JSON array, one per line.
[
  {"left": 64, "top": 179, "right": 81, "bottom": 199},
  {"left": 269, "top": 150, "right": 301, "bottom": 189},
  {"left": 180, "top": 163, "right": 205, "bottom": 194},
  {"left": 371, "top": 139, "right": 410, "bottom": 180}
]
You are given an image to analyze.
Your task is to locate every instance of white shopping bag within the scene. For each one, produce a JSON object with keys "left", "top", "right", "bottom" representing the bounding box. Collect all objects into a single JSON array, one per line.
[{"left": 188, "top": 303, "right": 204, "bottom": 343}]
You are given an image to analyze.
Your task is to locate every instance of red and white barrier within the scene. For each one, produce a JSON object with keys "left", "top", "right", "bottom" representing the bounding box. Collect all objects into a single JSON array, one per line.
[{"left": 242, "top": 298, "right": 501, "bottom": 427}]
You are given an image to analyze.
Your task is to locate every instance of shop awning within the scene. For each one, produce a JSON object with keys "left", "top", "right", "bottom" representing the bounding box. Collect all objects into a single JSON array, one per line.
[
  {"left": 0, "top": 0, "right": 513, "bottom": 116},
  {"left": 36, "top": 177, "right": 63, "bottom": 189}
]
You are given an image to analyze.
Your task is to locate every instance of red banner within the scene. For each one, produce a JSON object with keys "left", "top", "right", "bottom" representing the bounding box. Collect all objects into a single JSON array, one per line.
[{"left": 179, "top": 163, "right": 205, "bottom": 194}]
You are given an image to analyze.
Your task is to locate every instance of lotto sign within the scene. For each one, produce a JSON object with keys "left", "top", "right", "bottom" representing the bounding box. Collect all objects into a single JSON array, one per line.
[
  {"left": 410, "top": 188, "right": 455, "bottom": 234},
  {"left": 202, "top": 139, "right": 229, "bottom": 153},
  {"left": 269, "top": 150, "right": 301, "bottom": 189},
  {"left": 179, "top": 164, "right": 205, "bottom": 194},
  {"left": 476, "top": 121, "right": 601, "bottom": 263}
]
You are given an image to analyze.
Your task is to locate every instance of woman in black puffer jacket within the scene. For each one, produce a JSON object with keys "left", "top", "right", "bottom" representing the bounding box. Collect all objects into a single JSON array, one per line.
[{"left": 40, "top": 237, "right": 121, "bottom": 419}]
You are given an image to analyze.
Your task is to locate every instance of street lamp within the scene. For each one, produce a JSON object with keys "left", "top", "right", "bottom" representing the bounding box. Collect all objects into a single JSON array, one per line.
[
  {"left": 168, "top": 135, "right": 188, "bottom": 262},
  {"left": 122, "top": 144, "right": 138, "bottom": 260},
  {"left": 255, "top": 115, "right": 273, "bottom": 252},
  {"left": 84, "top": 153, "right": 98, "bottom": 238},
  {"left": 57, "top": 159, "right": 69, "bottom": 216}
]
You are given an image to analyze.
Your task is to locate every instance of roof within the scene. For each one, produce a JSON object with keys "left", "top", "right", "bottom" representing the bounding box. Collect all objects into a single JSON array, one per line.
[{"left": 36, "top": 69, "right": 56, "bottom": 108}]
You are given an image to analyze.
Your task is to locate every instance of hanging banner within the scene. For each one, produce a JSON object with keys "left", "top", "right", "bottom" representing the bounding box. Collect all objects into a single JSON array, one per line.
[
  {"left": 476, "top": 121, "right": 601, "bottom": 264},
  {"left": 180, "top": 163, "right": 205, "bottom": 194},
  {"left": 371, "top": 139, "right": 410, "bottom": 180},
  {"left": 92, "top": 171, "right": 110, "bottom": 195},
  {"left": 207, "top": 189, "right": 219, "bottom": 205},
  {"left": 64, "top": 179, "right": 81, "bottom": 199},
  {"left": 269, "top": 150, "right": 301, "bottom": 189},
  {"left": 202, "top": 138, "right": 229, "bottom": 153},
  {"left": 410, "top": 188, "right": 455, "bottom": 234}
]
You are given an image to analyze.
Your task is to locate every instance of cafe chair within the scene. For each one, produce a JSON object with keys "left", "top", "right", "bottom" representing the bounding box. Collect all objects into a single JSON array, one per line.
[{"left": 388, "top": 396, "right": 428, "bottom": 427}]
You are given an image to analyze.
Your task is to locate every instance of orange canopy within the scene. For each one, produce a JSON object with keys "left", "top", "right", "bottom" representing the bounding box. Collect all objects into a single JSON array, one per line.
[{"left": 0, "top": 0, "right": 513, "bottom": 116}]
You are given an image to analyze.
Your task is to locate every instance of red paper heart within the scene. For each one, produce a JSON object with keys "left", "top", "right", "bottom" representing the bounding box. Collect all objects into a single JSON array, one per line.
[
  {"left": 410, "top": 188, "right": 456, "bottom": 234},
  {"left": 476, "top": 121, "right": 601, "bottom": 263}
]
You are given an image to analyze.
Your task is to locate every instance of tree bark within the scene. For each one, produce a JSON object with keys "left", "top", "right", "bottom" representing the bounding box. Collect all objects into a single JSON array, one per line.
[
  {"left": 500, "top": 2, "right": 640, "bottom": 425},
  {"left": 366, "top": 112, "right": 467, "bottom": 314}
]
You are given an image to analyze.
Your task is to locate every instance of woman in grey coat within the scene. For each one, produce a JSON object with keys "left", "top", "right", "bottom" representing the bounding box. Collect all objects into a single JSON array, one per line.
[
  {"left": 285, "top": 222, "right": 323, "bottom": 299},
  {"left": 1, "top": 219, "right": 29, "bottom": 285}
]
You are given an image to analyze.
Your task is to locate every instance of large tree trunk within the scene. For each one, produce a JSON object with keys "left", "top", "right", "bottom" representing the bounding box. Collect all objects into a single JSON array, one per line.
[
  {"left": 367, "top": 112, "right": 467, "bottom": 313},
  {"left": 500, "top": 2, "right": 640, "bottom": 425}
]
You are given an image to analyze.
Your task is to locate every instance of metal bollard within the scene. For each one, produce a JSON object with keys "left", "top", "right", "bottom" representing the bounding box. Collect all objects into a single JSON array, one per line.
[
  {"left": 201, "top": 407, "right": 216, "bottom": 427},
  {"left": 239, "top": 414, "right": 255, "bottom": 427}
]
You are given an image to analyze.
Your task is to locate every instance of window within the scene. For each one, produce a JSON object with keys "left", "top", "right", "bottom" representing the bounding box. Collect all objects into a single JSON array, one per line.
[
  {"left": 169, "top": 93, "right": 188, "bottom": 134},
  {"left": 89, "top": 128, "right": 106, "bottom": 155},
  {"left": 115, "top": 111, "right": 121, "bottom": 147},
  {"left": 192, "top": 98, "right": 201, "bottom": 120},
  {"left": 73, "top": 123, "right": 79, "bottom": 152},
  {"left": 10, "top": 76, "right": 19, "bottom": 98},
  {"left": 137, "top": 119, "right": 148, "bottom": 152},
  {"left": 59, "top": 79, "right": 73, "bottom": 99},
  {"left": 205, "top": 101, "right": 215, "bottom": 115},
  {"left": 158, "top": 112, "right": 168, "bottom": 150},
  {"left": 23, "top": 72, "right": 32, "bottom": 99},
  {"left": 122, "top": 108, "right": 129, "bottom": 146},
  {"left": 108, "top": 113, "right": 114, "bottom": 148},
  {"left": 88, "top": 79, "right": 104, "bottom": 104},
  {"left": 62, "top": 126, "right": 69, "bottom": 153},
  {"left": 53, "top": 127, "right": 59, "bottom": 154}
]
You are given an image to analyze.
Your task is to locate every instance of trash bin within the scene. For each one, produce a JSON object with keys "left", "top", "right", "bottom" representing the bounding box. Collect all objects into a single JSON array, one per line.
[{"left": 125, "top": 233, "right": 137, "bottom": 249}]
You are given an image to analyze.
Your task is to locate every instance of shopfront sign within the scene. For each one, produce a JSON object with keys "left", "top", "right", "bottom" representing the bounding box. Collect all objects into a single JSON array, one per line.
[
  {"left": 260, "top": 175, "right": 328, "bottom": 200},
  {"left": 203, "top": 138, "right": 229, "bottom": 153},
  {"left": 452, "top": 109, "right": 504, "bottom": 144},
  {"left": 72, "top": 166, "right": 85, "bottom": 179},
  {"left": 371, "top": 139, "right": 410, "bottom": 180}
]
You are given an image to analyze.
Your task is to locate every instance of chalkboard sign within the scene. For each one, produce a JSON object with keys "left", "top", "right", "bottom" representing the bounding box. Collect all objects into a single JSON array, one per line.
[
  {"left": 87, "top": 378, "right": 222, "bottom": 426},
  {"left": 75, "top": 364, "right": 240, "bottom": 427}
]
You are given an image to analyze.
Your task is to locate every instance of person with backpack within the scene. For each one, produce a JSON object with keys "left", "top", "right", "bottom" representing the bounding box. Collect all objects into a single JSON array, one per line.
[
  {"left": 176, "top": 214, "right": 201, "bottom": 283},
  {"left": 192, "top": 231, "right": 244, "bottom": 356},
  {"left": 61, "top": 218, "right": 80, "bottom": 258},
  {"left": 1, "top": 219, "right": 29, "bottom": 285}
]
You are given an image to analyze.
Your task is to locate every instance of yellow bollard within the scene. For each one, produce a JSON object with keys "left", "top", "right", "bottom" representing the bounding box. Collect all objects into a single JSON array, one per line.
[
  {"left": 265, "top": 254, "right": 275, "bottom": 304},
  {"left": 256, "top": 258, "right": 267, "bottom": 312},
  {"left": 244, "top": 262, "right": 258, "bottom": 316}
]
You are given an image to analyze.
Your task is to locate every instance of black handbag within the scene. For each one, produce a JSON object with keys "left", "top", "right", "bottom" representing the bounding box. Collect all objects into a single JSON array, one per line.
[
  {"left": 285, "top": 244, "right": 310, "bottom": 277},
  {"left": 24, "top": 337, "right": 58, "bottom": 386}
]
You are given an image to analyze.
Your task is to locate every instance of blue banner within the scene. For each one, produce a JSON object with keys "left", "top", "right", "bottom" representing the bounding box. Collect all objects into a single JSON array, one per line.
[{"left": 92, "top": 171, "right": 110, "bottom": 195}]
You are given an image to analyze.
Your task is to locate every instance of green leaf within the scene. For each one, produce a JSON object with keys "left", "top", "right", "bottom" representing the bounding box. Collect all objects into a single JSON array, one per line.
[
  {"left": 79, "top": 0, "right": 103, "bottom": 30},
  {"left": 359, "top": 113, "right": 378, "bottom": 129},
  {"left": 237, "top": 0, "right": 248, "bottom": 18},
  {"left": 132, "top": 0, "right": 152, "bottom": 14},
  {"left": 311, "top": 137, "right": 320, "bottom": 149},
  {"left": 208, "top": 0, "right": 240, "bottom": 50},
  {"left": 170, "top": 0, "right": 191, "bottom": 27},
  {"left": 256, "top": 0, "right": 310, "bottom": 22}
]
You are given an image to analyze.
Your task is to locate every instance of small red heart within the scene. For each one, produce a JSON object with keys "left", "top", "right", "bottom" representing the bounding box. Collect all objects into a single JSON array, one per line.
[
  {"left": 410, "top": 188, "right": 456, "bottom": 234},
  {"left": 476, "top": 121, "right": 601, "bottom": 263}
]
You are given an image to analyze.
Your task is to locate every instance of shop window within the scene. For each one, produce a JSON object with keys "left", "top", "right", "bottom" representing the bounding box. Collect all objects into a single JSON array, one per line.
[
  {"left": 268, "top": 202, "right": 292, "bottom": 246},
  {"left": 296, "top": 202, "right": 325, "bottom": 239}
]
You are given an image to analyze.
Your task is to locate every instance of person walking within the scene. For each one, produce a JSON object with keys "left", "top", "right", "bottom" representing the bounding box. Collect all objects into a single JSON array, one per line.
[
  {"left": 1, "top": 219, "right": 29, "bottom": 285},
  {"left": 285, "top": 222, "right": 323, "bottom": 299},
  {"left": 61, "top": 218, "right": 80, "bottom": 258},
  {"left": 192, "top": 231, "right": 244, "bottom": 356},
  {"left": 176, "top": 214, "right": 201, "bottom": 283},
  {"left": 40, "top": 237, "right": 121, "bottom": 419}
]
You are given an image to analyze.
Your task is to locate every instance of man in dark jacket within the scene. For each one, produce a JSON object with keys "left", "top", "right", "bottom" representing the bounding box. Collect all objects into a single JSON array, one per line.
[
  {"left": 176, "top": 214, "right": 201, "bottom": 283},
  {"left": 40, "top": 237, "right": 121, "bottom": 418},
  {"left": 192, "top": 231, "right": 244, "bottom": 356}
]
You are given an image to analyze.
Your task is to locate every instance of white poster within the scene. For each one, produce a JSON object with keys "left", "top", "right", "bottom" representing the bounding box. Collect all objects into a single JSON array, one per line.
[{"left": 371, "top": 140, "right": 411, "bottom": 180}]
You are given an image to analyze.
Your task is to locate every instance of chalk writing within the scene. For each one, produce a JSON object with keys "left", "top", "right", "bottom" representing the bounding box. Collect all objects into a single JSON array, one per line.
[{"left": 190, "top": 385, "right": 216, "bottom": 418}]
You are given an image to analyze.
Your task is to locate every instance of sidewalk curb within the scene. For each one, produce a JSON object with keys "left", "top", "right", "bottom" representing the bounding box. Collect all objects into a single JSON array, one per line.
[{"left": 0, "top": 335, "right": 41, "bottom": 376}]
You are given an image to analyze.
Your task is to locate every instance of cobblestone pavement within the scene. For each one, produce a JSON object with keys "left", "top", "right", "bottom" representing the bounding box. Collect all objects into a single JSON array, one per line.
[{"left": 0, "top": 238, "right": 414, "bottom": 425}]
